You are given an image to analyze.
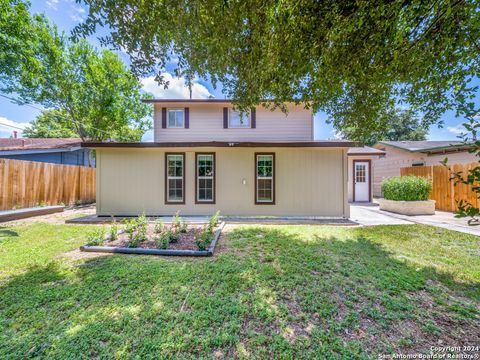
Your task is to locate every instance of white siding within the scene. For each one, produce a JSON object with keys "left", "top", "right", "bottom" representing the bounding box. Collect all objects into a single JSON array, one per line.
[{"left": 153, "top": 102, "right": 313, "bottom": 142}]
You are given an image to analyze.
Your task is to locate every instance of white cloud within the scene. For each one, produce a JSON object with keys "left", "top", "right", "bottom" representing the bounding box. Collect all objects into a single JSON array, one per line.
[
  {"left": 447, "top": 125, "right": 465, "bottom": 135},
  {"left": 141, "top": 129, "right": 154, "bottom": 142},
  {"left": 329, "top": 129, "right": 343, "bottom": 140},
  {"left": 70, "top": 5, "right": 86, "bottom": 22},
  {"left": 46, "top": 0, "right": 59, "bottom": 10},
  {"left": 141, "top": 73, "right": 212, "bottom": 99},
  {"left": 0, "top": 117, "right": 31, "bottom": 138}
]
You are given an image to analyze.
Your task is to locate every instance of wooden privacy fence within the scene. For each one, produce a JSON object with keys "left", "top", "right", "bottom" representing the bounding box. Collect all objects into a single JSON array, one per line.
[
  {"left": 0, "top": 158, "right": 95, "bottom": 211},
  {"left": 400, "top": 162, "right": 479, "bottom": 212}
]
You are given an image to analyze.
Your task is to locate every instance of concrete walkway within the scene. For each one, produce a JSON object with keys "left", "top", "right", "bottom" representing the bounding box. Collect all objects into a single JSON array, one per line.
[{"left": 350, "top": 203, "right": 480, "bottom": 237}]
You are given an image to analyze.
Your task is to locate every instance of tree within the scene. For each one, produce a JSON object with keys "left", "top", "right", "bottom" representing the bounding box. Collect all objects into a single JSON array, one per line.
[
  {"left": 442, "top": 117, "right": 480, "bottom": 225},
  {"left": 75, "top": 0, "right": 480, "bottom": 132},
  {"left": 0, "top": 0, "right": 56, "bottom": 95},
  {"left": 341, "top": 108, "right": 428, "bottom": 146},
  {"left": 23, "top": 110, "right": 78, "bottom": 138},
  {"left": 1, "top": 0, "right": 152, "bottom": 142}
]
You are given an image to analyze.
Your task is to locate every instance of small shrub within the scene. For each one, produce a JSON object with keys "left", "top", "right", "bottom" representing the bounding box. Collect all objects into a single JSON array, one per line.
[
  {"left": 172, "top": 211, "right": 182, "bottom": 232},
  {"left": 154, "top": 219, "right": 164, "bottom": 234},
  {"left": 87, "top": 227, "right": 106, "bottom": 246},
  {"left": 195, "top": 226, "right": 213, "bottom": 251},
  {"left": 207, "top": 211, "right": 220, "bottom": 233},
  {"left": 136, "top": 213, "right": 148, "bottom": 241},
  {"left": 381, "top": 176, "right": 432, "bottom": 201},
  {"left": 75, "top": 199, "right": 82, "bottom": 206},
  {"left": 155, "top": 231, "right": 170, "bottom": 249},
  {"left": 109, "top": 218, "right": 118, "bottom": 241},
  {"left": 169, "top": 229, "right": 181, "bottom": 243},
  {"left": 124, "top": 218, "right": 138, "bottom": 237},
  {"left": 179, "top": 221, "right": 188, "bottom": 233},
  {"left": 123, "top": 213, "right": 148, "bottom": 248}
]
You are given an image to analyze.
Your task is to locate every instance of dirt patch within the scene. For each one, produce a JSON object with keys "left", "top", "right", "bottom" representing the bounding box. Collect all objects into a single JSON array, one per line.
[
  {"left": 62, "top": 248, "right": 112, "bottom": 261},
  {"left": 104, "top": 224, "right": 216, "bottom": 251}
]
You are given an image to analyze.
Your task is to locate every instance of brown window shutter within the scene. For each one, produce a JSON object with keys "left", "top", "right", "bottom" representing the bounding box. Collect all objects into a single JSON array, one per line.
[
  {"left": 161, "top": 107, "right": 167, "bottom": 128},
  {"left": 251, "top": 108, "right": 256, "bottom": 128},
  {"left": 185, "top": 107, "right": 189, "bottom": 128},
  {"left": 223, "top": 107, "right": 228, "bottom": 128}
]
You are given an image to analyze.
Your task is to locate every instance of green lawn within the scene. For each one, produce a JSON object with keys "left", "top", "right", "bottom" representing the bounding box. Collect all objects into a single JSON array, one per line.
[{"left": 0, "top": 222, "right": 478, "bottom": 358}]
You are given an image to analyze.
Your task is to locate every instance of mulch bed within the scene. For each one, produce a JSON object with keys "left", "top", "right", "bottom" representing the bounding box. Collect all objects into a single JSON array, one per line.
[{"left": 106, "top": 224, "right": 214, "bottom": 251}]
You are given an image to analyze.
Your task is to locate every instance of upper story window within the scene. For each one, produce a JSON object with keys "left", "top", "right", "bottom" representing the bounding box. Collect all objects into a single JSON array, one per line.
[
  {"left": 167, "top": 109, "right": 185, "bottom": 128},
  {"left": 228, "top": 109, "right": 251, "bottom": 128}
]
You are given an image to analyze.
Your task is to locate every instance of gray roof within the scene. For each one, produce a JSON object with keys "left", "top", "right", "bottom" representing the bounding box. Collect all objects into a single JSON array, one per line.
[
  {"left": 376, "top": 140, "right": 471, "bottom": 152},
  {"left": 347, "top": 146, "right": 385, "bottom": 156}
]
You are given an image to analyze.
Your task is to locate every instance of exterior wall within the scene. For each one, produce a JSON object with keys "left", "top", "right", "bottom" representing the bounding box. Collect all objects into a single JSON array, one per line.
[
  {"left": 347, "top": 155, "right": 376, "bottom": 202},
  {"left": 96, "top": 147, "right": 349, "bottom": 217},
  {"left": 153, "top": 102, "right": 313, "bottom": 142},
  {"left": 0, "top": 149, "right": 94, "bottom": 167},
  {"left": 372, "top": 145, "right": 477, "bottom": 197},
  {"left": 423, "top": 151, "right": 477, "bottom": 166}
]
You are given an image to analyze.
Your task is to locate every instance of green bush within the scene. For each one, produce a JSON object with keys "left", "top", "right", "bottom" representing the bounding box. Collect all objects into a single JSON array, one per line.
[
  {"left": 154, "top": 219, "right": 164, "bottom": 234},
  {"left": 155, "top": 231, "right": 170, "bottom": 249},
  {"left": 381, "top": 176, "right": 432, "bottom": 201},
  {"left": 206, "top": 211, "right": 220, "bottom": 233},
  {"left": 87, "top": 227, "right": 107, "bottom": 246},
  {"left": 109, "top": 217, "right": 119, "bottom": 241},
  {"left": 195, "top": 226, "right": 213, "bottom": 251},
  {"left": 123, "top": 213, "right": 149, "bottom": 248}
]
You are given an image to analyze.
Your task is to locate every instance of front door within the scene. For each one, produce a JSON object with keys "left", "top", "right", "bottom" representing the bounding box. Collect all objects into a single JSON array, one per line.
[{"left": 354, "top": 161, "right": 370, "bottom": 202}]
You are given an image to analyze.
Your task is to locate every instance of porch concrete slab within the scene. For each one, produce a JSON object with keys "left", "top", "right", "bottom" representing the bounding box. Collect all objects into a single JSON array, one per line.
[
  {"left": 351, "top": 204, "right": 480, "bottom": 237},
  {"left": 66, "top": 215, "right": 211, "bottom": 224},
  {"left": 350, "top": 204, "right": 413, "bottom": 226},
  {"left": 67, "top": 215, "right": 358, "bottom": 226}
]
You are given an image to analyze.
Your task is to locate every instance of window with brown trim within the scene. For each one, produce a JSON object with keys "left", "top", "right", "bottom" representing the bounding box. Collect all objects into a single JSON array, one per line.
[
  {"left": 255, "top": 153, "right": 275, "bottom": 204},
  {"left": 167, "top": 109, "right": 185, "bottom": 128},
  {"left": 165, "top": 153, "right": 185, "bottom": 204},
  {"left": 195, "top": 153, "right": 215, "bottom": 203},
  {"left": 228, "top": 109, "right": 251, "bottom": 128}
]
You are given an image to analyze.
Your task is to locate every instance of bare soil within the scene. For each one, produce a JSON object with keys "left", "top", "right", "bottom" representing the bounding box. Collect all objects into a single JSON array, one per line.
[{"left": 105, "top": 224, "right": 215, "bottom": 251}]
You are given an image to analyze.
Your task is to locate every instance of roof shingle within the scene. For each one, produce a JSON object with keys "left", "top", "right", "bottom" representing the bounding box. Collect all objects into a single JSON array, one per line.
[{"left": 0, "top": 138, "right": 82, "bottom": 151}]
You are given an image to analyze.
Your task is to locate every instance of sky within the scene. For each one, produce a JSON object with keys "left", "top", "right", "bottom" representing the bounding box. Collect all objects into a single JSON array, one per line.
[{"left": 0, "top": 0, "right": 475, "bottom": 141}]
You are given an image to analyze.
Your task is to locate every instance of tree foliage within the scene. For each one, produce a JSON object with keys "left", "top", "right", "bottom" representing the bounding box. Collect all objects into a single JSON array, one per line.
[
  {"left": 23, "top": 110, "right": 78, "bottom": 138},
  {"left": 443, "top": 117, "right": 480, "bottom": 225},
  {"left": 76, "top": 0, "right": 480, "bottom": 131},
  {"left": 0, "top": 0, "right": 48, "bottom": 90},
  {"left": 341, "top": 108, "right": 428, "bottom": 145},
  {"left": 1, "top": 0, "right": 152, "bottom": 141}
]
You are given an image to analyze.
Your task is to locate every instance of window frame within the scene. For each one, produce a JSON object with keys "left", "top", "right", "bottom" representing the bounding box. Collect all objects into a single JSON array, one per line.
[
  {"left": 254, "top": 152, "right": 275, "bottom": 205},
  {"left": 165, "top": 152, "right": 186, "bottom": 204},
  {"left": 195, "top": 152, "right": 216, "bottom": 204},
  {"left": 166, "top": 108, "right": 185, "bottom": 128},
  {"left": 228, "top": 109, "right": 251, "bottom": 128}
]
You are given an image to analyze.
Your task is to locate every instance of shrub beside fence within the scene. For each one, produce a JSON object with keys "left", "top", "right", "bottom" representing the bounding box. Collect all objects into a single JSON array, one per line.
[
  {"left": 0, "top": 158, "right": 95, "bottom": 211},
  {"left": 400, "top": 162, "right": 479, "bottom": 212}
]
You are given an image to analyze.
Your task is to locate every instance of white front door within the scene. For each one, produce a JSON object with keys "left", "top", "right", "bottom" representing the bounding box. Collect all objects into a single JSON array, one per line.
[{"left": 354, "top": 161, "right": 370, "bottom": 202}]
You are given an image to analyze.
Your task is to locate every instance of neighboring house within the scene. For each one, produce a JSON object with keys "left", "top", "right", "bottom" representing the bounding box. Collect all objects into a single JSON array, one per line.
[
  {"left": 0, "top": 138, "right": 94, "bottom": 167},
  {"left": 372, "top": 140, "right": 477, "bottom": 197},
  {"left": 347, "top": 146, "right": 385, "bottom": 203},
  {"left": 83, "top": 99, "right": 355, "bottom": 217}
]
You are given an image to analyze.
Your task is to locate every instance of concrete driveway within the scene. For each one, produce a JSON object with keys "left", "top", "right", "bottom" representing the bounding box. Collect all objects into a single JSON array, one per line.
[{"left": 350, "top": 203, "right": 480, "bottom": 237}]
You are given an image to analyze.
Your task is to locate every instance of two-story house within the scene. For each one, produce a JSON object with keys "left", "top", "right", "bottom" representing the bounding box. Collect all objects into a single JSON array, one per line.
[{"left": 83, "top": 99, "right": 355, "bottom": 217}]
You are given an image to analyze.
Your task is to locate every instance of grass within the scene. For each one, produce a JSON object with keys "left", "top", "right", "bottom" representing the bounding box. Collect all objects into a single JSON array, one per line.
[{"left": 0, "top": 222, "right": 478, "bottom": 358}]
